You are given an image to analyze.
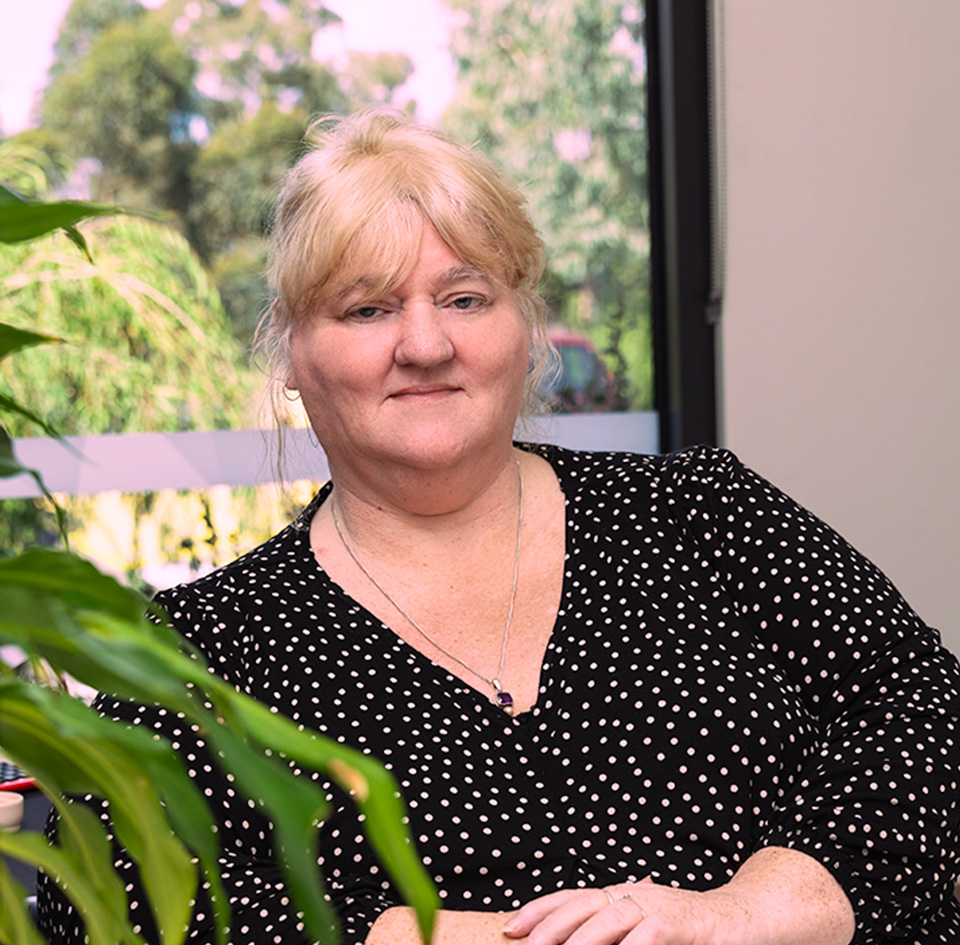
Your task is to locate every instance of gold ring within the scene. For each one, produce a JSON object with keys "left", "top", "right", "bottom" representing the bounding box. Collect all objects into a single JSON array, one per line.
[
  {"left": 602, "top": 887, "right": 615, "bottom": 906},
  {"left": 629, "top": 898, "right": 647, "bottom": 922}
]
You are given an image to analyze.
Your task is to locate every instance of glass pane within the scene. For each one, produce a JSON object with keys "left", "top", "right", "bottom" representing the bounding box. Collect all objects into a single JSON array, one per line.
[
  {"left": 2, "top": 0, "right": 654, "bottom": 583},
  {"left": 3, "top": 0, "right": 650, "bottom": 426},
  {"left": 436, "top": 0, "right": 651, "bottom": 415}
]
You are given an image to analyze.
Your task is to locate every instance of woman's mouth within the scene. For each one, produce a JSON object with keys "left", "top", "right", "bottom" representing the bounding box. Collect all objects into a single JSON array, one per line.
[{"left": 389, "top": 385, "right": 460, "bottom": 400}]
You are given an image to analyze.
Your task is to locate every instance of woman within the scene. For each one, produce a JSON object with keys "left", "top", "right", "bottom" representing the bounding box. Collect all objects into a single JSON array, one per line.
[{"left": 39, "top": 110, "right": 959, "bottom": 945}]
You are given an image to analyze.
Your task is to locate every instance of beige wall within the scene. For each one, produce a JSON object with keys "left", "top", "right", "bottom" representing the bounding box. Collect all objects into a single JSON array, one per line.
[{"left": 721, "top": 1, "right": 960, "bottom": 652}]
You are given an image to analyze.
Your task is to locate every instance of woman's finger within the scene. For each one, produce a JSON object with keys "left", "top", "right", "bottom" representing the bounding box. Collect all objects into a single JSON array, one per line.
[
  {"left": 504, "top": 886, "right": 649, "bottom": 945},
  {"left": 502, "top": 888, "right": 604, "bottom": 938},
  {"left": 552, "top": 895, "right": 646, "bottom": 945}
]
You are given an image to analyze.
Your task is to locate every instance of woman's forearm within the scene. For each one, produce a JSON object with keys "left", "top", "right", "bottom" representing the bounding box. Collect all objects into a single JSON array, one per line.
[
  {"left": 366, "top": 906, "right": 517, "bottom": 945},
  {"left": 498, "top": 846, "right": 855, "bottom": 945},
  {"left": 719, "top": 846, "right": 856, "bottom": 945},
  {"left": 367, "top": 846, "right": 854, "bottom": 945}
]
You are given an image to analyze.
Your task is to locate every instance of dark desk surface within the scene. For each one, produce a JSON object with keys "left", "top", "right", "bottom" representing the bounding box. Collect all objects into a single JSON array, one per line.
[{"left": 2, "top": 788, "right": 51, "bottom": 895}]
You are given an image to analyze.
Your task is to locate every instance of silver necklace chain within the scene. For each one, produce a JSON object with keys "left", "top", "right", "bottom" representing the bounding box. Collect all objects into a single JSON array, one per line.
[{"left": 330, "top": 460, "right": 524, "bottom": 714}]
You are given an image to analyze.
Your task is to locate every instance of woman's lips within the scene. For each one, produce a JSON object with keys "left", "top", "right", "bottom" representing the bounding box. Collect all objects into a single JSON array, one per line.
[{"left": 389, "top": 385, "right": 460, "bottom": 399}]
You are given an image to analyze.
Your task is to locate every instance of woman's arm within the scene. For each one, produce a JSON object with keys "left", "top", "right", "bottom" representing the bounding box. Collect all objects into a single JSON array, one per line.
[
  {"left": 666, "top": 447, "right": 960, "bottom": 941},
  {"left": 364, "top": 845, "right": 853, "bottom": 945},
  {"left": 722, "top": 847, "right": 855, "bottom": 944},
  {"left": 367, "top": 907, "right": 518, "bottom": 945},
  {"left": 502, "top": 846, "right": 854, "bottom": 945}
]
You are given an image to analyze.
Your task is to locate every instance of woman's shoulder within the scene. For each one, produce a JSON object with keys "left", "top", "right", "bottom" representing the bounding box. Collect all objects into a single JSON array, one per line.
[{"left": 524, "top": 441, "right": 743, "bottom": 493}]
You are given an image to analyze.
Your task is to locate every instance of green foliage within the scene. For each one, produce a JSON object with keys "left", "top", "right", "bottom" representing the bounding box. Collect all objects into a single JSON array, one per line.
[
  {"left": 209, "top": 239, "right": 273, "bottom": 342},
  {"left": 151, "top": 0, "right": 343, "bottom": 123},
  {"left": 41, "top": 16, "right": 198, "bottom": 217},
  {"left": 0, "top": 145, "right": 257, "bottom": 552},
  {"left": 185, "top": 103, "right": 307, "bottom": 335},
  {"left": 0, "top": 140, "right": 256, "bottom": 441},
  {"left": 0, "top": 134, "right": 72, "bottom": 201},
  {"left": 0, "top": 550, "right": 439, "bottom": 945},
  {"left": 188, "top": 104, "right": 307, "bottom": 258},
  {"left": 0, "top": 174, "right": 438, "bottom": 945},
  {"left": 0, "top": 217, "right": 255, "bottom": 437},
  {"left": 48, "top": 0, "right": 145, "bottom": 81},
  {"left": 0, "top": 323, "right": 63, "bottom": 363},
  {"left": 0, "top": 324, "right": 70, "bottom": 544},
  {"left": 0, "top": 137, "right": 267, "bottom": 559},
  {"left": 0, "top": 183, "right": 117, "bottom": 260},
  {"left": 36, "top": 0, "right": 415, "bottom": 338},
  {"left": 443, "top": 0, "right": 652, "bottom": 408}
]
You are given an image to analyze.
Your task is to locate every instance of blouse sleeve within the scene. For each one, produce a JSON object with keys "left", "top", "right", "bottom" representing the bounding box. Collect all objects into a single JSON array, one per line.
[
  {"left": 37, "top": 582, "right": 400, "bottom": 945},
  {"left": 666, "top": 446, "right": 960, "bottom": 943}
]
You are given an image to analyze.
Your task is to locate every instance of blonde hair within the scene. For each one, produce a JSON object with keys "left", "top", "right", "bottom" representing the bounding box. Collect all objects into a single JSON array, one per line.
[{"left": 255, "top": 108, "right": 555, "bottom": 421}]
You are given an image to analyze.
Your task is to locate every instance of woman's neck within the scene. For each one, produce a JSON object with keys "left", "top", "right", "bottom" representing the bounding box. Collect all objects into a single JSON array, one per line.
[{"left": 324, "top": 445, "right": 526, "bottom": 558}]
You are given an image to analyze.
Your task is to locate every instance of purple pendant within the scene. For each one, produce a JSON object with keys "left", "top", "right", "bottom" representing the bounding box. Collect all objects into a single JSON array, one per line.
[{"left": 495, "top": 690, "right": 514, "bottom": 711}]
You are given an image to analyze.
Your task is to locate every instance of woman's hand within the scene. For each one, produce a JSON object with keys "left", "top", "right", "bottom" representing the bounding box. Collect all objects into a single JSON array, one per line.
[
  {"left": 501, "top": 878, "right": 758, "bottom": 945},
  {"left": 501, "top": 847, "right": 856, "bottom": 945}
]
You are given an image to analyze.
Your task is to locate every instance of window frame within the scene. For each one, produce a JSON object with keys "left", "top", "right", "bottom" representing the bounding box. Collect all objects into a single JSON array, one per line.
[{"left": 647, "top": 0, "right": 720, "bottom": 451}]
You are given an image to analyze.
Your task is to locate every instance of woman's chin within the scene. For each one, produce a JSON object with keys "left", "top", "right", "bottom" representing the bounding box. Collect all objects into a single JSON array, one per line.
[
  {"left": 384, "top": 436, "right": 474, "bottom": 472},
  {"left": 363, "top": 427, "right": 500, "bottom": 475}
]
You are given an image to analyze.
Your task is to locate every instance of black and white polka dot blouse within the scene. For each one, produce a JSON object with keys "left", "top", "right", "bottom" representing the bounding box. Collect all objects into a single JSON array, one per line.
[{"left": 38, "top": 445, "right": 960, "bottom": 945}]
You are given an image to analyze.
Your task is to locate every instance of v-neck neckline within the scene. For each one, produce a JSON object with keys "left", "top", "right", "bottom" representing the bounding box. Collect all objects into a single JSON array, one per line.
[{"left": 294, "top": 442, "right": 574, "bottom": 721}]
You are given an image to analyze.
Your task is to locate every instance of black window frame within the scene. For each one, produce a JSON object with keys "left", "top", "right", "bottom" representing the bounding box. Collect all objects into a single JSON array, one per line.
[{"left": 647, "top": 0, "right": 720, "bottom": 451}]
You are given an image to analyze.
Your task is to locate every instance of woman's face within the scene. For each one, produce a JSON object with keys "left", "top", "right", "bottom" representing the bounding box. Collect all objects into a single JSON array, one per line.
[{"left": 287, "top": 224, "right": 530, "bottom": 481}]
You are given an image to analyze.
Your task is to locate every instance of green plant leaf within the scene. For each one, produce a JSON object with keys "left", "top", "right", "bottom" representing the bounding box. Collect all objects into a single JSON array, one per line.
[
  {"left": 0, "top": 598, "right": 211, "bottom": 713},
  {"left": 0, "top": 183, "right": 120, "bottom": 244},
  {"left": 0, "top": 829, "right": 147, "bottom": 945},
  {"left": 53, "top": 799, "right": 149, "bottom": 945},
  {"left": 0, "top": 551, "right": 149, "bottom": 624},
  {"left": 63, "top": 223, "right": 94, "bottom": 262},
  {"left": 1, "top": 577, "right": 240, "bottom": 728},
  {"left": 0, "top": 322, "right": 65, "bottom": 363},
  {"left": 218, "top": 691, "right": 440, "bottom": 942},
  {"left": 0, "top": 683, "right": 202, "bottom": 945},
  {"left": 191, "top": 720, "right": 339, "bottom": 941},
  {"left": 24, "top": 692, "right": 225, "bottom": 944},
  {"left": 0, "top": 549, "right": 439, "bottom": 944},
  {"left": 0, "top": 426, "right": 26, "bottom": 480},
  {"left": 0, "top": 859, "right": 56, "bottom": 945},
  {"left": 102, "top": 762, "right": 198, "bottom": 945},
  {"left": 0, "top": 428, "right": 68, "bottom": 543},
  {"left": 143, "top": 751, "right": 229, "bottom": 945},
  {"left": 0, "top": 391, "right": 64, "bottom": 441}
]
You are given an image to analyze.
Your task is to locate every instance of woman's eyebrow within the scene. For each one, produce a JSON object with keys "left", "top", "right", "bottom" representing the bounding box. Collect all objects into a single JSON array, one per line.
[
  {"left": 436, "top": 266, "right": 497, "bottom": 288},
  {"left": 330, "top": 276, "right": 380, "bottom": 304},
  {"left": 330, "top": 266, "right": 496, "bottom": 304}
]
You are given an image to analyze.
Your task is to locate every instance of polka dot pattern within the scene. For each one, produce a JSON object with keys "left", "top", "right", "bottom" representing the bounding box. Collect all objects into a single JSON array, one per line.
[{"left": 38, "top": 446, "right": 960, "bottom": 944}]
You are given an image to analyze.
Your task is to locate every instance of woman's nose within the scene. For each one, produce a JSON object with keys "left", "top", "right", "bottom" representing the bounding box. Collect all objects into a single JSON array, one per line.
[{"left": 394, "top": 303, "right": 455, "bottom": 366}]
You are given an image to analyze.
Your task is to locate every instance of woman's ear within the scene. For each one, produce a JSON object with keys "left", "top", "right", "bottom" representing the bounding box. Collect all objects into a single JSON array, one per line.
[{"left": 281, "top": 374, "right": 301, "bottom": 403}]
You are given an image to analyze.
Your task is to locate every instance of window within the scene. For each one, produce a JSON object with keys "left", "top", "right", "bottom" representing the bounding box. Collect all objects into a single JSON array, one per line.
[{"left": 2, "top": 0, "right": 717, "bottom": 585}]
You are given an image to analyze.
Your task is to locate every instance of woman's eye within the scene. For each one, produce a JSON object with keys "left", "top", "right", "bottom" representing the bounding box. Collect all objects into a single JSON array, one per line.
[
  {"left": 450, "top": 295, "right": 482, "bottom": 311},
  {"left": 351, "top": 305, "right": 383, "bottom": 320}
]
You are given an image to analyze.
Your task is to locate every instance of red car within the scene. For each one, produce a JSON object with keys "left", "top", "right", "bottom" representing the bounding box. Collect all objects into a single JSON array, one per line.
[{"left": 544, "top": 326, "right": 619, "bottom": 412}]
